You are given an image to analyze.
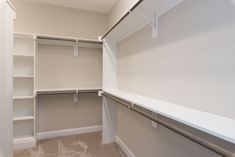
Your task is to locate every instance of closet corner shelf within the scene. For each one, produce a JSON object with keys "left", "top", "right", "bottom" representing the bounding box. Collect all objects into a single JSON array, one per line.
[
  {"left": 35, "top": 88, "right": 102, "bottom": 95},
  {"left": 103, "top": 89, "right": 235, "bottom": 144},
  {"left": 102, "top": 0, "right": 184, "bottom": 42},
  {"left": 13, "top": 96, "right": 35, "bottom": 100},
  {"left": 13, "top": 116, "right": 34, "bottom": 121}
]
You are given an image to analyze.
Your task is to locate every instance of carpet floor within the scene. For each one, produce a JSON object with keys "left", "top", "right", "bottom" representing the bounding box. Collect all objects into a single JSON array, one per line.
[{"left": 14, "top": 132, "right": 127, "bottom": 157}]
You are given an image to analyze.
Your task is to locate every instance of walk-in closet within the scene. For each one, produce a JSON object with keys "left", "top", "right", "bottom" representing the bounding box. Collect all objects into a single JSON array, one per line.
[{"left": 0, "top": 0, "right": 235, "bottom": 157}]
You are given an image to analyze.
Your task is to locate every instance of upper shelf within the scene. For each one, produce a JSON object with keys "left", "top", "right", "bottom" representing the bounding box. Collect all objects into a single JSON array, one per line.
[
  {"left": 35, "top": 88, "right": 102, "bottom": 95},
  {"left": 36, "top": 34, "right": 103, "bottom": 49},
  {"left": 14, "top": 32, "right": 103, "bottom": 49},
  {"left": 102, "top": 0, "right": 184, "bottom": 42},
  {"left": 103, "top": 89, "right": 235, "bottom": 144}
]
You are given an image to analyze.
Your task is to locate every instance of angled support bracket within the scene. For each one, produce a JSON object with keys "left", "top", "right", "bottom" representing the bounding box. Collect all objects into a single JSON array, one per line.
[
  {"left": 73, "top": 90, "right": 79, "bottom": 103},
  {"left": 73, "top": 40, "right": 79, "bottom": 56},
  {"left": 137, "top": 5, "right": 159, "bottom": 38},
  {"left": 150, "top": 11, "right": 159, "bottom": 38}
]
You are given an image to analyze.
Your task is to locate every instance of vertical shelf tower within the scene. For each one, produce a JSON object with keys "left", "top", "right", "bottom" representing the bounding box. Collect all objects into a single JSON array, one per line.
[{"left": 13, "top": 33, "right": 36, "bottom": 149}]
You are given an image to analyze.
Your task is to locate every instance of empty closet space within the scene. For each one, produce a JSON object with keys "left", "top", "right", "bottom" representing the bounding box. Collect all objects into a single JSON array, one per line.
[
  {"left": 35, "top": 37, "right": 103, "bottom": 133},
  {"left": 35, "top": 40, "right": 102, "bottom": 89},
  {"left": 6, "top": 0, "right": 235, "bottom": 157}
]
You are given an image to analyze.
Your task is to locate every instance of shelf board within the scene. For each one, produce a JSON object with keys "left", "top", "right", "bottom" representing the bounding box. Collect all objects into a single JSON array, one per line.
[
  {"left": 36, "top": 34, "right": 102, "bottom": 48},
  {"left": 14, "top": 32, "right": 35, "bottom": 39},
  {"left": 103, "top": 89, "right": 235, "bottom": 144},
  {"left": 13, "top": 75, "right": 34, "bottom": 78},
  {"left": 13, "top": 116, "right": 34, "bottom": 121},
  {"left": 13, "top": 96, "right": 34, "bottom": 100},
  {"left": 13, "top": 53, "right": 34, "bottom": 57},
  {"left": 35, "top": 87, "right": 102, "bottom": 95}
]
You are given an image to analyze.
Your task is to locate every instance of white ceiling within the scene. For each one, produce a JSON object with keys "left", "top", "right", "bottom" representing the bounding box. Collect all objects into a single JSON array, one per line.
[{"left": 25, "top": 0, "right": 117, "bottom": 13}]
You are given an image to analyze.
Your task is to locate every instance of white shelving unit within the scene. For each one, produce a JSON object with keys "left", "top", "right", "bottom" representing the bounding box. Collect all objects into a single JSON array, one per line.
[
  {"left": 13, "top": 33, "right": 36, "bottom": 149},
  {"left": 12, "top": 32, "right": 103, "bottom": 149}
]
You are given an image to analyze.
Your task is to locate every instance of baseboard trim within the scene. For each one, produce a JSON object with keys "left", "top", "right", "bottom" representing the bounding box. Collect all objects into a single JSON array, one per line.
[
  {"left": 37, "top": 125, "right": 101, "bottom": 140},
  {"left": 115, "top": 136, "right": 136, "bottom": 157},
  {"left": 14, "top": 137, "right": 36, "bottom": 150}
]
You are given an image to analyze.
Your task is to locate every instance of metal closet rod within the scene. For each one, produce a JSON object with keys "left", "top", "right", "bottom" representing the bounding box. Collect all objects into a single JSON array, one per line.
[
  {"left": 102, "top": 0, "right": 144, "bottom": 39},
  {"left": 37, "top": 36, "right": 103, "bottom": 44},
  {"left": 102, "top": 92, "right": 235, "bottom": 157}
]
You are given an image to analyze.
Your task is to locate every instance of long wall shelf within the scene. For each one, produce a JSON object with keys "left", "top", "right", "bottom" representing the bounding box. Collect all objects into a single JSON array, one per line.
[{"left": 103, "top": 89, "right": 235, "bottom": 144}]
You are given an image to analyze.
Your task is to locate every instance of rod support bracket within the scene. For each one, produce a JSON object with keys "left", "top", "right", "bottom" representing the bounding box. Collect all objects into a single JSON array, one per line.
[
  {"left": 150, "top": 11, "right": 159, "bottom": 38},
  {"left": 73, "top": 40, "right": 79, "bottom": 56},
  {"left": 151, "top": 112, "right": 158, "bottom": 128},
  {"left": 98, "top": 91, "right": 103, "bottom": 97},
  {"left": 73, "top": 90, "right": 79, "bottom": 103}
]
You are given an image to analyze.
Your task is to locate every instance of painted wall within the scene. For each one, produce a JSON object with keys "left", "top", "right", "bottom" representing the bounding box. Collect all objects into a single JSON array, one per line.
[
  {"left": 35, "top": 44, "right": 102, "bottom": 132},
  {"left": 117, "top": 0, "right": 235, "bottom": 156},
  {"left": 37, "top": 93, "right": 102, "bottom": 132},
  {"left": 11, "top": 0, "right": 108, "bottom": 39},
  {"left": 108, "top": 0, "right": 138, "bottom": 28}
]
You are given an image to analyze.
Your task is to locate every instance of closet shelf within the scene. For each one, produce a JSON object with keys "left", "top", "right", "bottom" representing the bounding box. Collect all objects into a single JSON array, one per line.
[
  {"left": 13, "top": 53, "right": 34, "bottom": 57},
  {"left": 36, "top": 34, "right": 103, "bottom": 49},
  {"left": 14, "top": 32, "right": 35, "bottom": 39},
  {"left": 35, "top": 88, "right": 102, "bottom": 95},
  {"left": 13, "top": 96, "right": 34, "bottom": 100},
  {"left": 13, "top": 75, "right": 34, "bottom": 78},
  {"left": 103, "top": 89, "right": 235, "bottom": 144},
  {"left": 102, "top": 0, "right": 184, "bottom": 42},
  {"left": 13, "top": 116, "right": 34, "bottom": 121}
]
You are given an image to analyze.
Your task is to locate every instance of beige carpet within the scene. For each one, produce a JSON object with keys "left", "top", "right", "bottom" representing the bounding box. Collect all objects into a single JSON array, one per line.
[{"left": 14, "top": 132, "right": 127, "bottom": 157}]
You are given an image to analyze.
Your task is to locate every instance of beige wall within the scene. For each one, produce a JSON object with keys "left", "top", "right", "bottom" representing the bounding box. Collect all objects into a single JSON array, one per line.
[
  {"left": 118, "top": 0, "right": 235, "bottom": 119},
  {"left": 37, "top": 93, "right": 101, "bottom": 132},
  {"left": 36, "top": 44, "right": 102, "bottom": 89},
  {"left": 108, "top": 0, "right": 138, "bottom": 28},
  {"left": 117, "top": 0, "right": 235, "bottom": 156},
  {"left": 11, "top": 0, "right": 108, "bottom": 39},
  {"left": 35, "top": 44, "right": 103, "bottom": 132}
]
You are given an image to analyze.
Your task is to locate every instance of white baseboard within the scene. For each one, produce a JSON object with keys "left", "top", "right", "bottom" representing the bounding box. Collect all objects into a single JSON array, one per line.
[
  {"left": 115, "top": 136, "right": 136, "bottom": 157},
  {"left": 14, "top": 137, "right": 36, "bottom": 150},
  {"left": 37, "top": 125, "right": 101, "bottom": 140}
]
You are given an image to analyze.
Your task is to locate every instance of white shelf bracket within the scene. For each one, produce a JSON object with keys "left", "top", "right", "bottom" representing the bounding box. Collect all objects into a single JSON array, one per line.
[
  {"left": 150, "top": 11, "right": 159, "bottom": 38},
  {"left": 137, "top": 5, "right": 159, "bottom": 38},
  {"left": 34, "top": 91, "right": 37, "bottom": 98},
  {"left": 73, "top": 90, "right": 79, "bottom": 103},
  {"left": 98, "top": 91, "right": 103, "bottom": 97},
  {"left": 73, "top": 41, "right": 79, "bottom": 56}
]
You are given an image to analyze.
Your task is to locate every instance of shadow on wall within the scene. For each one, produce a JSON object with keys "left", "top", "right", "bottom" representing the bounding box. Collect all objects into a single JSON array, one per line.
[{"left": 119, "top": 0, "right": 235, "bottom": 56}]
